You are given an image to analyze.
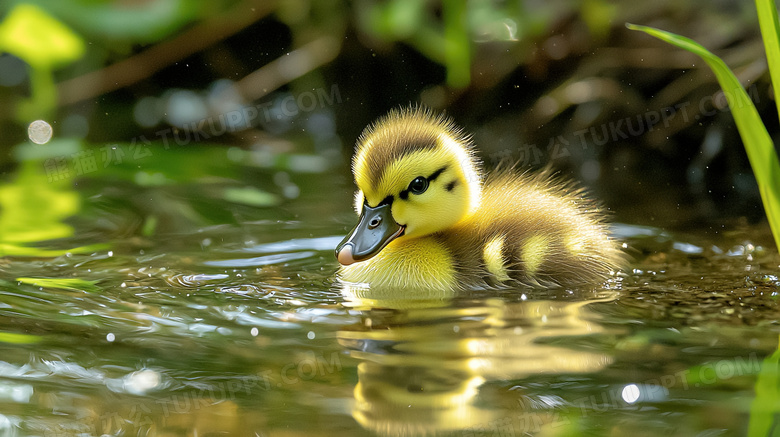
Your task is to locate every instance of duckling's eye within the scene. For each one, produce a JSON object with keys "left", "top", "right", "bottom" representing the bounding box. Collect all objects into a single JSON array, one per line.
[{"left": 408, "top": 176, "right": 429, "bottom": 195}]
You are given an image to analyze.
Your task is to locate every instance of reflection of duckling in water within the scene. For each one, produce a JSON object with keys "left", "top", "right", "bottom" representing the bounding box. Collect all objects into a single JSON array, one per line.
[
  {"left": 336, "top": 107, "right": 625, "bottom": 291},
  {"left": 339, "top": 292, "right": 619, "bottom": 435}
]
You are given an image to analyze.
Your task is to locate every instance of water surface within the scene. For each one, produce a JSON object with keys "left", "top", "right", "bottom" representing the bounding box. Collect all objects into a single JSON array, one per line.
[{"left": 0, "top": 143, "right": 778, "bottom": 437}]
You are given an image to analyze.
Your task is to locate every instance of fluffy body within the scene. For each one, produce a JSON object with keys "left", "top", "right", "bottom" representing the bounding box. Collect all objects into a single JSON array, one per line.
[{"left": 338, "top": 107, "right": 625, "bottom": 291}]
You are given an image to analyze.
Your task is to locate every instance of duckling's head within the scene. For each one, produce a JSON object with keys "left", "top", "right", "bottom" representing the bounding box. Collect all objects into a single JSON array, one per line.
[{"left": 336, "top": 107, "right": 482, "bottom": 265}]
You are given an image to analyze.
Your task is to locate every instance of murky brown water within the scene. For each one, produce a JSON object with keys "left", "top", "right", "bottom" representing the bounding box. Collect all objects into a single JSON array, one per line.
[{"left": 0, "top": 143, "right": 778, "bottom": 437}]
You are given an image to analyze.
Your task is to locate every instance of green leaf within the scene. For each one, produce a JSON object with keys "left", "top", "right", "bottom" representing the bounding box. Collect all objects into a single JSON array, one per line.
[
  {"left": 0, "top": 3, "right": 85, "bottom": 69},
  {"left": 756, "top": 0, "right": 780, "bottom": 121},
  {"left": 748, "top": 337, "right": 780, "bottom": 436},
  {"left": 627, "top": 23, "right": 780, "bottom": 252},
  {"left": 10, "top": 0, "right": 201, "bottom": 43},
  {"left": 222, "top": 186, "right": 278, "bottom": 207},
  {"left": 581, "top": 0, "right": 617, "bottom": 40},
  {"left": 0, "top": 332, "right": 43, "bottom": 344},
  {"left": 16, "top": 277, "right": 101, "bottom": 293},
  {"left": 142, "top": 215, "right": 158, "bottom": 237},
  {"left": 370, "top": 0, "right": 424, "bottom": 39},
  {"left": 0, "top": 243, "right": 108, "bottom": 257}
]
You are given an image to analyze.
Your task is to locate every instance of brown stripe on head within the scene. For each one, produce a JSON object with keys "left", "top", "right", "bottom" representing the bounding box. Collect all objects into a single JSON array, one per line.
[{"left": 353, "top": 107, "right": 459, "bottom": 192}]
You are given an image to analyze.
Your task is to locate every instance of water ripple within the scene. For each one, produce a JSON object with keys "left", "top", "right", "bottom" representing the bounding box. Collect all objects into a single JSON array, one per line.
[
  {"left": 227, "top": 236, "right": 342, "bottom": 254},
  {"left": 165, "top": 273, "right": 230, "bottom": 288},
  {"left": 202, "top": 251, "right": 314, "bottom": 268}
]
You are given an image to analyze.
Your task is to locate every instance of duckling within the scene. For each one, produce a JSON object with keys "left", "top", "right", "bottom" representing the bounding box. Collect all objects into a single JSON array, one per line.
[{"left": 335, "top": 107, "right": 625, "bottom": 291}]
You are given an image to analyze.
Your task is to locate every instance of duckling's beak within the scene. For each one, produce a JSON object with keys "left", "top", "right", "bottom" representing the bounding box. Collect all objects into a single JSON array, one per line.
[{"left": 336, "top": 203, "right": 404, "bottom": 265}]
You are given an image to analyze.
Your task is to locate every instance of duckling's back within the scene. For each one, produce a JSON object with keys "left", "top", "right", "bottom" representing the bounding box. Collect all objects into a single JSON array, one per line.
[{"left": 438, "top": 170, "right": 624, "bottom": 288}]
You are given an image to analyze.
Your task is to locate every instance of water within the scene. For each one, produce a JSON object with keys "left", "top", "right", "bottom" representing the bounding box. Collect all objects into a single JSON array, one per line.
[{"left": 0, "top": 143, "right": 778, "bottom": 436}]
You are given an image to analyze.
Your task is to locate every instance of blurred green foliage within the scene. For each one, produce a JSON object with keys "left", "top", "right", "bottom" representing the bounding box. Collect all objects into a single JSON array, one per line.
[
  {"left": 1, "top": 0, "right": 207, "bottom": 42},
  {"left": 0, "top": 0, "right": 776, "bottom": 249},
  {"left": 0, "top": 0, "right": 225, "bottom": 122},
  {"left": 750, "top": 336, "right": 780, "bottom": 437},
  {"left": 357, "top": 0, "right": 615, "bottom": 87},
  {"left": 0, "top": 0, "right": 621, "bottom": 123},
  {"left": 0, "top": 159, "right": 79, "bottom": 252},
  {"left": 0, "top": 3, "right": 84, "bottom": 120},
  {"left": 631, "top": 10, "right": 780, "bottom": 432},
  {"left": 0, "top": 4, "right": 83, "bottom": 69},
  {"left": 629, "top": 0, "right": 780, "bottom": 252},
  {"left": 0, "top": 148, "right": 109, "bottom": 257}
]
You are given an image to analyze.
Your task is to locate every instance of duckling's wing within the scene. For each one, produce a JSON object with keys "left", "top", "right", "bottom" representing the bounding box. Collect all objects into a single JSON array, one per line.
[{"left": 443, "top": 169, "right": 625, "bottom": 288}]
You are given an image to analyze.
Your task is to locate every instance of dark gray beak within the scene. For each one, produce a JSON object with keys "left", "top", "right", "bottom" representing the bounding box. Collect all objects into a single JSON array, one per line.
[{"left": 335, "top": 203, "right": 404, "bottom": 265}]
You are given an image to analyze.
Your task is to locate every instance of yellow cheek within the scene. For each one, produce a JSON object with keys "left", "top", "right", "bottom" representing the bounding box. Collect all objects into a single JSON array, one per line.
[
  {"left": 393, "top": 187, "right": 466, "bottom": 235},
  {"left": 390, "top": 205, "right": 421, "bottom": 237},
  {"left": 391, "top": 197, "right": 439, "bottom": 236}
]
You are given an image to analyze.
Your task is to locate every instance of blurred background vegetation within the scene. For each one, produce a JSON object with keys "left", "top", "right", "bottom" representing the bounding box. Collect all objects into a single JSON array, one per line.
[{"left": 0, "top": 0, "right": 777, "bottom": 235}]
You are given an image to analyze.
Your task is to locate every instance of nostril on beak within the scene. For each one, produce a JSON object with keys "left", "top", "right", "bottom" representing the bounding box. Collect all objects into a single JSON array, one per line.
[{"left": 368, "top": 216, "right": 381, "bottom": 229}]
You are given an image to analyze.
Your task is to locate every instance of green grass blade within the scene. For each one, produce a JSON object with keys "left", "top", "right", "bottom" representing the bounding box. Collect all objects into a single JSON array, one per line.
[
  {"left": 0, "top": 332, "right": 43, "bottom": 344},
  {"left": 756, "top": 0, "right": 780, "bottom": 119},
  {"left": 443, "top": 0, "right": 470, "bottom": 88},
  {"left": 16, "top": 277, "right": 101, "bottom": 293},
  {"left": 748, "top": 337, "right": 780, "bottom": 436},
  {"left": 627, "top": 23, "right": 780, "bottom": 252}
]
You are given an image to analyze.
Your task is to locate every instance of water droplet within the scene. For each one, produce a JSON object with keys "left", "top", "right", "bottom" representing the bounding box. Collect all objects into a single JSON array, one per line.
[
  {"left": 622, "top": 384, "right": 640, "bottom": 403},
  {"left": 28, "top": 120, "right": 53, "bottom": 144}
]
